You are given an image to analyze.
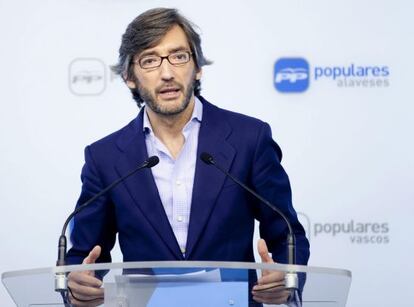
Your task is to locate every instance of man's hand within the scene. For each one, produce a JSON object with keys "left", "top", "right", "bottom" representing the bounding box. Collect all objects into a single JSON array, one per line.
[
  {"left": 67, "top": 245, "right": 104, "bottom": 307},
  {"left": 252, "top": 239, "right": 291, "bottom": 305}
]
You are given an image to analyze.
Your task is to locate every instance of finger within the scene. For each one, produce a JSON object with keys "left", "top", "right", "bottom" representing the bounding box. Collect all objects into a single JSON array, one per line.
[
  {"left": 257, "top": 270, "right": 285, "bottom": 285},
  {"left": 252, "top": 280, "right": 285, "bottom": 292},
  {"left": 68, "top": 272, "right": 103, "bottom": 288},
  {"left": 68, "top": 283, "right": 104, "bottom": 300},
  {"left": 257, "top": 239, "right": 273, "bottom": 263},
  {"left": 69, "top": 296, "right": 104, "bottom": 307},
  {"left": 83, "top": 246, "right": 102, "bottom": 265},
  {"left": 253, "top": 290, "right": 290, "bottom": 300},
  {"left": 82, "top": 245, "right": 101, "bottom": 276},
  {"left": 252, "top": 290, "right": 291, "bottom": 305},
  {"left": 252, "top": 294, "right": 290, "bottom": 305}
]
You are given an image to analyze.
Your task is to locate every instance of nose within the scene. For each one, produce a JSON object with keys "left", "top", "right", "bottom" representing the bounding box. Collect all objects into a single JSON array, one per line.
[{"left": 159, "top": 58, "right": 174, "bottom": 81}]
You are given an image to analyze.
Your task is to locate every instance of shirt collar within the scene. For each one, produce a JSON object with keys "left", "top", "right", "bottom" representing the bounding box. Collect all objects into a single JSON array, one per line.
[{"left": 143, "top": 97, "right": 203, "bottom": 134}]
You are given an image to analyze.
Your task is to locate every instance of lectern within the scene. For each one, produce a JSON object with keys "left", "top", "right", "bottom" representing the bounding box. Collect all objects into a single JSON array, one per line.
[{"left": 2, "top": 261, "right": 351, "bottom": 306}]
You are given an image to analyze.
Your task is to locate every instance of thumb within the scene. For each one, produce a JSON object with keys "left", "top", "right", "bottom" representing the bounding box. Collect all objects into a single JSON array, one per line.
[
  {"left": 82, "top": 245, "right": 101, "bottom": 265},
  {"left": 258, "top": 239, "right": 273, "bottom": 263}
]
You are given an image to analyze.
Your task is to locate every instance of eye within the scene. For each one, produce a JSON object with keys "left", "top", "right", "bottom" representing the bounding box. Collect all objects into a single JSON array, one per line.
[
  {"left": 140, "top": 56, "right": 159, "bottom": 67},
  {"left": 176, "top": 53, "right": 186, "bottom": 60},
  {"left": 170, "top": 52, "right": 189, "bottom": 62}
]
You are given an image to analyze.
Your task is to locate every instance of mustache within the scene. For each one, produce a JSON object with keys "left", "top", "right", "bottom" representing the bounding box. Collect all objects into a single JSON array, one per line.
[{"left": 155, "top": 82, "right": 184, "bottom": 93}]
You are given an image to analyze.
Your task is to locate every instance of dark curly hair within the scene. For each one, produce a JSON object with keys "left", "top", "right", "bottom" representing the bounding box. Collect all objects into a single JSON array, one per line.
[{"left": 111, "top": 8, "right": 212, "bottom": 108}]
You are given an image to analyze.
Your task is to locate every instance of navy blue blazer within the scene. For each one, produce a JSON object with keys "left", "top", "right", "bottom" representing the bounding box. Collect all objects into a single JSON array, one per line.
[{"left": 66, "top": 97, "right": 310, "bottom": 266}]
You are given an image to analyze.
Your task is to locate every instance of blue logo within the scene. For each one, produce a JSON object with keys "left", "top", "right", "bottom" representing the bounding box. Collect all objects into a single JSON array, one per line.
[{"left": 274, "top": 58, "right": 309, "bottom": 93}]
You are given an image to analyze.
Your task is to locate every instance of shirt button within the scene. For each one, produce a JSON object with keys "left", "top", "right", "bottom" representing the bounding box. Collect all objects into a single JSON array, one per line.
[
  {"left": 176, "top": 180, "right": 181, "bottom": 186},
  {"left": 180, "top": 247, "right": 186, "bottom": 254},
  {"left": 177, "top": 216, "right": 183, "bottom": 222}
]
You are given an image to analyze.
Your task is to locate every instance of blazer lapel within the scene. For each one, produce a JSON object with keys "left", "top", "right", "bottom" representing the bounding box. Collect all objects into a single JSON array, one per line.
[
  {"left": 114, "top": 111, "right": 183, "bottom": 259},
  {"left": 185, "top": 99, "right": 236, "bottom": 258}
]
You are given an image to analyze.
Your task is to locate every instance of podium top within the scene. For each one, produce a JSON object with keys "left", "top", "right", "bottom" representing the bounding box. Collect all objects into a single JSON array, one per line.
[
  {"left": 2, "top": 260, "right": 351, "bottom": 277},
  {"left": 2, "top": 261, "right": 351, "bottom": 307}
]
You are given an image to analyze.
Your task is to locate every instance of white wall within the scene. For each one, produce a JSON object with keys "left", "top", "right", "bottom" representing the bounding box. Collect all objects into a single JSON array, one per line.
[{"left": 1, "top": 0, "right": 413, "bottom": 306}]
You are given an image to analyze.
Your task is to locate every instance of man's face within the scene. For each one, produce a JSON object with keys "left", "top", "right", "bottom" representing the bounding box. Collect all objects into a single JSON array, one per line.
[{"left": 127, "top": 25, "right": 202, "bottom": 116}]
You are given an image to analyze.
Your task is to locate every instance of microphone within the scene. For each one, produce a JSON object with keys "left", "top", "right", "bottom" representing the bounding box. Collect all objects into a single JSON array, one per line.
[
  {"left": 55, "top": 156, "right": 159, "bottom": 294},
  {"left": 200, "top": 152, "right": 298, "bottom": 289}
]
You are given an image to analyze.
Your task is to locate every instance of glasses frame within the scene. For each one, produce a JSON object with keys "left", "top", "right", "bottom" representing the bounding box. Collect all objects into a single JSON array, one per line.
[{"left": 134, "top": 51, "right": 193, "bottom": 69}]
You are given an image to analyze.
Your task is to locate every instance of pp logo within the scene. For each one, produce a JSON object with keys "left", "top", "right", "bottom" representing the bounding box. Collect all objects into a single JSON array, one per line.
[
  {"left": 69, "top": 58, "right": 106, "bottom": 96},
  {"left": 274, "top": 58, "right": 309, "bottom": 93}
]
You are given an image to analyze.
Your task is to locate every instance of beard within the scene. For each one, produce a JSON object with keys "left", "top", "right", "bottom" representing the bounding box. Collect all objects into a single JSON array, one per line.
[{"left": 136, "top": 73, "right": 196, "bottom": 117}]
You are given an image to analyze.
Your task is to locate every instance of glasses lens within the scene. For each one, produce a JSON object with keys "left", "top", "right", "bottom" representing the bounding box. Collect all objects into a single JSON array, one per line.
[
  {"left": 168, "top": 52, "right": 190, "bottom": 65},
  {"left": 139, "top": 56, "right": 161, "bottom": 69}
]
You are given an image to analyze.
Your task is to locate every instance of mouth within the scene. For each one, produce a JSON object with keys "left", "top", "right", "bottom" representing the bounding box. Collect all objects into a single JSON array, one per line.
[{"left": 157, "top": 87, "right": 181, "bottom": 100}]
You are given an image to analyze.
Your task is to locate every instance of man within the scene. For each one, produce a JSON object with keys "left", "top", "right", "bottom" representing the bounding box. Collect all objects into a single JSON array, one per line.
[{"left": 66, "top": 7, "right": 310, "bottom": 306}]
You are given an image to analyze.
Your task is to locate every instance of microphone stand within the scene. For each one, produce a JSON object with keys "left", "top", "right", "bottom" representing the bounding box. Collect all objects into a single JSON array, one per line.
[
  {"left": 200, "top": 152, "right": 299, "bottom": 290},
  {"left": 54, "top": 156, "right": 159, "bottom": 304}
]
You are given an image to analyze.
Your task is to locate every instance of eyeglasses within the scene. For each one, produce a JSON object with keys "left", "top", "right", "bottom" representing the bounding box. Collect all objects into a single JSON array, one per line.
[{"left": 134, "top": 51, "right": 193, "bottom": 69}]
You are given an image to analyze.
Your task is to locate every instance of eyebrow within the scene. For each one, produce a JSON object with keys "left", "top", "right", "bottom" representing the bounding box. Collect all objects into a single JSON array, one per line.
[{"left": 138, "top": 46, "right": 190, "bottom": 58}]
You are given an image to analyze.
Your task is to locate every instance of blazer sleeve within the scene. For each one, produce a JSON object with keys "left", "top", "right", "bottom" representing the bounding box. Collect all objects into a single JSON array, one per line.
[
  {"left": 250, "top": 122, "right": 310, "bottom": 265},
  {"left": 66, "top": 145, "right": 117, "bottom": 265}
]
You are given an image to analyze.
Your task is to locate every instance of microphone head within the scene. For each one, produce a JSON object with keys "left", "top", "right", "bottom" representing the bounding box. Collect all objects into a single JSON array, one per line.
[
  {"left": 200, "top": 152, "right": 215, "bottom": 165},
  {"left": 146, "top": 156, "right": 160, "bottom": 168}
]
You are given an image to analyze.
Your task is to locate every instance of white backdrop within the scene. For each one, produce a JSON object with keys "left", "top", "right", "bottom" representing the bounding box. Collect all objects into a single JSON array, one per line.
[{"left": 1, "top": 0, "right": 413, "bottom": 306}]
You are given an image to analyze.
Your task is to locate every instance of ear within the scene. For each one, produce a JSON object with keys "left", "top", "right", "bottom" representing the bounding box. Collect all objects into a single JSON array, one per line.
[
  {"left": 126, "top": 79, "right": 136, "bottom": 89},
  {"left": 122, "top": 68, "right": 137, "bottom": 89},
  {"left": 195, "top": 68, "right": 202, "bottom": 81}
]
